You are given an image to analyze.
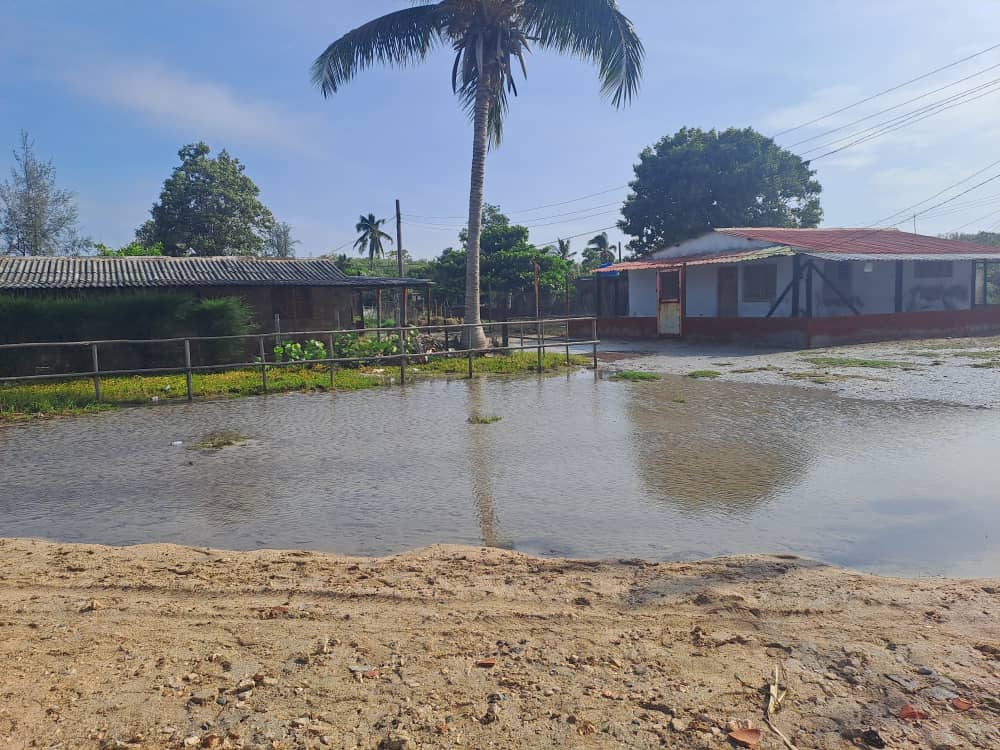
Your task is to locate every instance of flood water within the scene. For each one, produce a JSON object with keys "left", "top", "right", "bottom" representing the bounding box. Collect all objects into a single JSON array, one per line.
[{"left": 2, "top": 371, "right": 998, "bottom": 578}]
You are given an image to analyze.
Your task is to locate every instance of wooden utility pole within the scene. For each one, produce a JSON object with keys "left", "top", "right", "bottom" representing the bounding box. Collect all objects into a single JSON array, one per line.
[
  {"left": 618, "top": 242, "right": 622, "bottom": 263},
  {"left": 395, "top": 198, "right": 406, "bottom": 384},
  {"left": 396, "top": 199, "right": 404, "bottom": 279}
]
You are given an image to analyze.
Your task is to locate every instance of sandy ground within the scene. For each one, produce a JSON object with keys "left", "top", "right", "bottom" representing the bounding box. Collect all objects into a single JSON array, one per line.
[
  {"left": 597, "top": 335, "right": 1000, "bottom": 407},
  {"left": 1, "top": 539, "right": 998, "bottom": 750}
]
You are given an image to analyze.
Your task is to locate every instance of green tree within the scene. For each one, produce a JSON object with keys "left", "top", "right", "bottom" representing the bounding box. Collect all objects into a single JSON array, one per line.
[
  {"left": 265, "top": 221, "right": 299, "bottom": 257},
  {"left": 95, "top": 241, "right": 163, "bottom": 257},
  {"left": 312, "top": 0, "right": 643, "bottom": 347},
  {"left": 0, "top": 131, "right": 86, "bottom": 256},
  {"left": 354, "top": 213, "right": 393, "bottom": 271},
  {"left": 581, "top": 231, "right": 615, "bottom": 270},
  {"left": 140, "top": 142, "right": 275, "bottom": 256},
  {"left": 944, "top": 231, "right": 1000, "bottom": 246},
  {"left": 620, "top": 127, "right": 822, "bottom": 255}
]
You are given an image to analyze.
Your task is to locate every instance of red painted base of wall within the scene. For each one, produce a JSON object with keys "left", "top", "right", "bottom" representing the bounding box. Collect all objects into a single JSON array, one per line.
[
  {"left": 569, "top": 317, "right": 658, "bottom": 339},
  {"left": 683, "top": 307, "right": 1000, "bottom": 348}
]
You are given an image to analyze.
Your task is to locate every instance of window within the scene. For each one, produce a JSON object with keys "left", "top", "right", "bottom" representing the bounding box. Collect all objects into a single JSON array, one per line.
[
  {"left": 659, "top": 271, "right": 680, "bottom": 302},
  {"left": 742, "top": 264, "right": 777, "bottom": 303},
  {"left": 822, "top": 261, "right": 852, "bottom": 306},
  {"left": 914, "top": 261, "right": 954, "bottom": 279}
]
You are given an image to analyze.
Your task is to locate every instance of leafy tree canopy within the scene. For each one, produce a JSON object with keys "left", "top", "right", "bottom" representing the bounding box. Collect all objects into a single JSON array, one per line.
[
  {"left": 619, "top": 127, "right": 822, "bottom": 255},
  {"left": 95, "top": 241, "right": 163, "bottom": 257},
  {"left": 460, "top": 204, "right": 529, "bottom": 255},
  {"left": 943, "top": 231, "right": 1000, "bottom": 247},
  {"left": 139, "top": 142, "right": 275, "bottom": 257}
]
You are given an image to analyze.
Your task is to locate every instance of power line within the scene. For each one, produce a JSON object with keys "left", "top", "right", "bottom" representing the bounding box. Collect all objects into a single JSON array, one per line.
[
  {"left": 403, "top": 184, "right": 630, "bottom": 221},
  {"left": 788, "top": 62, "right": 1000, "bottom": 149},
  {"left": 870, "top": 157, "right": 1000, "bottom": 227},
  {"left": 804, "top": 78, "right": 1000, "bottom": 161},
  {"left": 773, "top": 41, "right": 1000, "bottom": 137},
  {"left": 406, "top": 201, "right": 624, "bottom": 230}
]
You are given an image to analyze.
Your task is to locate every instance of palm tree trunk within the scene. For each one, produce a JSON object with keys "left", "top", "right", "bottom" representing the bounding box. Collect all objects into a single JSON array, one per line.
[{"left": 462, "top": 85, "right": 490, "bottom": 349}]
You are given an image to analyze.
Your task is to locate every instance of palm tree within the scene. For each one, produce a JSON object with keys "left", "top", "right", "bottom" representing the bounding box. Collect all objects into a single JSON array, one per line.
[
  {"left": 312, "top": 1, "right": 643, "bottom": 347},
  {"left": 553, "top": 237, "right": 575, "bottom": 261},
  {"left": 583, "top": 231, "right": 615, "bottom": 269},
  {"left": 354, "top": 213, "right": 393, "bottom": 271}
]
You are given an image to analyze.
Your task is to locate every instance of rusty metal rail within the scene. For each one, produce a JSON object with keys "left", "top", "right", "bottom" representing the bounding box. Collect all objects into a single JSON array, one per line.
[{"left": 0, "top": 318, "right": 599, "bottom": 402}]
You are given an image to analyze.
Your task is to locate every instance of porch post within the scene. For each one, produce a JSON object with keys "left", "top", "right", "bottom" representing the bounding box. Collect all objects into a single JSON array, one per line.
[
  {"left": 894, "top": 261, "right": 904, "bottom": 313},
  {"left": 804, "top": 260, "right": 814, "bottom": 318},
  {"left": 791, "top": 254, "right": 801, "bottom": 317}
]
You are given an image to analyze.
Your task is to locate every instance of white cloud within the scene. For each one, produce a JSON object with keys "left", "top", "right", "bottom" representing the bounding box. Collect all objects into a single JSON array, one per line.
[{"left": 61, "top": 61, "right": 320, "bottom": 152}]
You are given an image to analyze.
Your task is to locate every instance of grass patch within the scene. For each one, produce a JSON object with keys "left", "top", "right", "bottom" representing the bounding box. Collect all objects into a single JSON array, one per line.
[
  {"left": 801, "top": 356, "right": 917, "bottom": 370},
  {"left": 953, "top": 349, "right": 1000, "bottom": 359},
  {"left": 687, "top": 370, "right": 721, "bottom": 379},
  {"left": 730, "top": 365, "right": 782, "bottom": 374},
  {"left": 192, "top": 430, "right": 247, "bottom": 450},
  {"left": 969, "top": 360, "right": 1000, "bottom": 369},
  {"left": 609, "top": 370, "right": 661, "bottom": 382},
  {"left": 467, "top": 414, "right": 502, "bottom": 424},
  {"left": 671, "top": 397, "right": 687, "bottom": 404},
  {"left": 0, "top": 352, "right": 587, "bottom": 421}
]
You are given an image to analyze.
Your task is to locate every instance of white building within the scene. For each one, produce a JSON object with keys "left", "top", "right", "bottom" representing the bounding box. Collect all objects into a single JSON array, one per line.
[{"left": 591, "top": 228, "right": 1000, "bottom": 347}]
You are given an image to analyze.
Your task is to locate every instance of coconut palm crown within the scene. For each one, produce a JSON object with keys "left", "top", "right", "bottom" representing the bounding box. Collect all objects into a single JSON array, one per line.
[
  {"left": 313, "top": 1, "right": 643, "bottom": 346},
  {"left": 354, "top": 213, "right": 393, "bottom": 271}
]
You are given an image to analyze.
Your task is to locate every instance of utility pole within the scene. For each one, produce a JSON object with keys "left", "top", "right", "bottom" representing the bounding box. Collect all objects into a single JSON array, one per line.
[
  {"left": 913, "top": 215, "right": 917, "bottom": 234},
  {"left": 618, "top": 241, "right": 622, "bottom": 263},
  {"left": 396, "top": 199, "right": 404, "bottom": 278}
]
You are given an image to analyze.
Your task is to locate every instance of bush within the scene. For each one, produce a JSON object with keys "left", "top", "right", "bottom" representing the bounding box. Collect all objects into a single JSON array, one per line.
[{"left": 0, "top": 293, "right": 256, "bottom": 375}]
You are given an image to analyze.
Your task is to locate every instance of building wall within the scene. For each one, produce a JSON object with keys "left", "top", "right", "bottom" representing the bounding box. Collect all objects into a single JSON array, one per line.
[
  {"left": 683, "top": 257, "right": 796, "bottom": 318},
  {"left": 192, "top": 285, "right": 357, "bottom": 332},
  {"left": 628, "top": 270, "right": 658, "bottom": 317}
]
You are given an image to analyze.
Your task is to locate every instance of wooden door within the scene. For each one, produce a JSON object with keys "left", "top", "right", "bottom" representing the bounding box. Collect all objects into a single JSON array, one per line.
[
  {"left": 717, "top": 267, "right": 738, "bottom": 317},
  {"left": 657, "top": 270, "right": 682, "bottom": 335}
]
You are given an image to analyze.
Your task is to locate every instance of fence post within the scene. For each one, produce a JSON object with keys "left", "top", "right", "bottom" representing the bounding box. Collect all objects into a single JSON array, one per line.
[
  {"left": 565, "top": 320, "right": 570, "bottom": 366},
  {"left": 467, "top": 327, "right": 474, "bottom": 379},
  {"left": 183, "top": 339, "right": 193, "bottom": 402},
  {"left": 536, "top": 319, "right": 543, "bottom": 372},
  {"left": 258, "top": 337, "right": 268, "bottom": 394},
  {"left": 327, "top": 334, "right": 336, "bottom": 389},
  {"left": 90, "top": 343, "right": 101, "bottom": 402},
  {"left": 591, "top": 318, "right": 598, "bottom": 370}
]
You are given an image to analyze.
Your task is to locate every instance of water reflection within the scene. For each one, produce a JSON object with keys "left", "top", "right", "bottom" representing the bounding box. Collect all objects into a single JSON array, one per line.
[
  {"left": 1, "top": 372, "right": 999, "bottom": 577},
  {"left": 624, "top": 381, "right": 810, "bottom": 513}
]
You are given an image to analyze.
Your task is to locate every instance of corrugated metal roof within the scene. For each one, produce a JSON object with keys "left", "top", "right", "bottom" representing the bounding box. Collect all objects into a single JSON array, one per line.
[
  {"left": 715, "top": 227, "right": 1000, "bottom": 256},
  {"left": 803, "top": 251, "right": 1000, "bottom": 262},
  {"left": 0, "top": 256, "right": 426, "bottom": 289},
  {"left": 593, "top": 246, "right": 795, "bottom": 273}
]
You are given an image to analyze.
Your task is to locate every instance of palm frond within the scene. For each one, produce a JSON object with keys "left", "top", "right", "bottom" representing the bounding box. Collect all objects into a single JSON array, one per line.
[
  {"left": 520, "top": 0, "right": 644, "bottom": 108},
  {"left": 311, "top": 4, "right": 446, "bottom": 97}
]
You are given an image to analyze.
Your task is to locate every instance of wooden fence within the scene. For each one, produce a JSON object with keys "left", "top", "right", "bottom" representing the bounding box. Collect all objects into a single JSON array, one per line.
[{"left": 0, "top": 318, "right": 600, "bottom": 402}]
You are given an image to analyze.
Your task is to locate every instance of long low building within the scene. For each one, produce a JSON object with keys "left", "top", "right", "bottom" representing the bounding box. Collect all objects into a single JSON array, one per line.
[
  {"left": 584, "top": 228, "right": 1000, "bottom": 347},
  {"left": 0, "top": 255, "right": 429, "bottom": 333}
]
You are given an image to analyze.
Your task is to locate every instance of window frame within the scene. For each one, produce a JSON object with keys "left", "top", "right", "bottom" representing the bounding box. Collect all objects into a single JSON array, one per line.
[
  {"left": 822, "top": 261, "right": 853, "bottom": 306},
  {"left": 741, "top": 263, "right": 778, "bottom": 304},
  {"left": 914, "top": 260, "right": 954, "bottom": 279}
]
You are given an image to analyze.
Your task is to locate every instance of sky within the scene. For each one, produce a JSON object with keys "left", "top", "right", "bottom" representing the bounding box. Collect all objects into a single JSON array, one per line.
[{"left": 2, "top": 1, "right": 1000, "bottom": 259}]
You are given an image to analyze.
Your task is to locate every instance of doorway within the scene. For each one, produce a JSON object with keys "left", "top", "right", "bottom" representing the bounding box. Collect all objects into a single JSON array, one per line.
[
  {"left": 657, "top": 270, "right": 682, "bottom": 336},
  {"left": 717, "top": 266, "right": 738, "bottom": 317}
]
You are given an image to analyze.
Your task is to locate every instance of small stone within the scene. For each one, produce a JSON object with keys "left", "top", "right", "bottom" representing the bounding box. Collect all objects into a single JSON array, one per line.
[
  {"left": 922, "top": 686, "right": 958, "bottom": 701},
  {"left": 670, "top": 717, "right": 690, "bottom": 732},
  {"left": 234, "top": 679, "right": 255, "bottom": 694},
  {"left": 378, "top": 729, "right": 415, "bottom": 749},
  {"left": 930, "top": 730, "right": 960, "bottom": 750},
  {"left": 189, "top": 690, "right": 216, "bottom": 705},
  {"left": 916, "top": 667, "right": 934, "bottom": 675},
  {"left": 79, "top": 599, "right": 103, "bottom": 613},
  {"left": 183, "top": 738, "right": 200, "bottom": 748}
]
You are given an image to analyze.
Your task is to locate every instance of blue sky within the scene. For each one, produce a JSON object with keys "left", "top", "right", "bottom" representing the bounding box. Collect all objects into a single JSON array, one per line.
[{"left": 3, "top": 1, "right": 1000, "bottom": 258}]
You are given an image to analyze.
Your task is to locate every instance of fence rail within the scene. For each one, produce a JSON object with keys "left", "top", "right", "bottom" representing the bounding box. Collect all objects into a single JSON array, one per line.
[{"left": 0, "top": 317, "right": 599, "bottom": 402}]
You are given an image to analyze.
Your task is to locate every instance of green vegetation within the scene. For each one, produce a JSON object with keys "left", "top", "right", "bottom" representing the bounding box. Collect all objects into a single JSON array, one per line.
[
  {"left": 192, "top": 431, "right": 247, "bottom": 450},
  {"left": 687, "top": 370, "right": 722, "bottom": 379},
  {"left": 801, "top": 356, "right": 917, "bottom": 370},
  {"left": 730, "top": 365, "right": 782, "bottom": 374},
  {"left": 0, "top": 352, "right": 586, "bottom": 420},
  {"left": 610, "top": 370, "right": 661, "bottom": 381},
  {"left": 969, "top": 360, "right": 1000, "bottom": 369},
  {"left": 671, "top": 397, "right": 687, "bottom": 404},
  {"left": 953, "top": 349, "right": 1000, "bottom": 359},
  {"left": 467, "top": 414, "right": 502, "bottom": 425}
]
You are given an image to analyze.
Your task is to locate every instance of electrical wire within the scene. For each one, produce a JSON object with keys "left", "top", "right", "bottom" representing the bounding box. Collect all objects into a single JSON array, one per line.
[{"left": 772, "top": 41, "right": 1000, "bottom": 137}]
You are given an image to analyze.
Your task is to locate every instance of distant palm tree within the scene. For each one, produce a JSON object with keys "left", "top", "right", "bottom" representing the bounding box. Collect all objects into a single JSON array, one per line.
[
  {"left": 554, "top": 237, "right": 576, "bottom": 261},
  {"left": 584, "top": 231, "right": 615, "bottom": 268},
  {"left": 313, "top": 1, "right": 643, "bottom": 347},
  {"left": 354, "top": 213, "right": 393, "bottom": 271}
]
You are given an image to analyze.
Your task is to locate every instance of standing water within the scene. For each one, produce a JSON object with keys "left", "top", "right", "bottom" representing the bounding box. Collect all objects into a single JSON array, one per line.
[{"left": 1, "top": 371, "right": 998, "bottom": 577}]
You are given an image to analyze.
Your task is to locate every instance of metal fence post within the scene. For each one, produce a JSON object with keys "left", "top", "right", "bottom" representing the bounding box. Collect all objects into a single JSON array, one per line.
[
  {"left": 258, "top": 337, "right": 268, "bottom": 394},
  {"left": 183, "top": 339, "right": 193, "bottom": 401},
  {"left": 536, "top": 319, "right": 543, "bottom": 372},
  {"left": 90, "top": 343, "right": 101, "bottom": 402},
  {"left": 591, "top": 318, "right": 598, "bottom": 370},
  {"left": 565, "top": 320, "right": 570, "bottom": 366},
  {"left": 327, "top": 334, "right": 336, "bottom": 389}
]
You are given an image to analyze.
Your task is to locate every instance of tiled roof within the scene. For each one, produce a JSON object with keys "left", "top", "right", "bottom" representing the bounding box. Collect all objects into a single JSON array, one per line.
[
  {"left": 593, "top": 246, "right": 795, "bottom": 272},
  {"left": 0, "top": 256, "right": 424, "bottom": 289},
  {"left": 715, "top": 227, "right": 1000, "bottom": 256}
]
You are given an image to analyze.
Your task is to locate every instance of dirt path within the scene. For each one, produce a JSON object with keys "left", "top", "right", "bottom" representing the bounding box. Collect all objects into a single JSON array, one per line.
[
  {"left": 1, "top": 539, "right": 997, "bottom": 749},
  {"left": 599, "top": 335, "right": 1000, "bottom": 406}
]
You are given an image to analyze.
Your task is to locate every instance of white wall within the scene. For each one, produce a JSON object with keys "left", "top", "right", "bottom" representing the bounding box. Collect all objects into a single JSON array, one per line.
[
  {"left": 902, "top": 260, "right": 972, "bottom": 312},
  {"left": 684, "top": 257, "right": 796, "bottom": 318},
  {"left": 628, "top": 269, "right": 658, "bottom": 317},
  {"left": 684, "top": 265, "right": 716, "bottom": 316}
]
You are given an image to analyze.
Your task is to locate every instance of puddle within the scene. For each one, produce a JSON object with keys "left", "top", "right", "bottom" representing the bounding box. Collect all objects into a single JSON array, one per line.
[{"left": 1, "top": 371, "right": 997, "bottom": 577}]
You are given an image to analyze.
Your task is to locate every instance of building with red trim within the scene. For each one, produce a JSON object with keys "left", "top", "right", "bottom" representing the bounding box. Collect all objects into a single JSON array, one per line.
[{"left": 583, "top": 228, "right": 1000, "bottom": 347}]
